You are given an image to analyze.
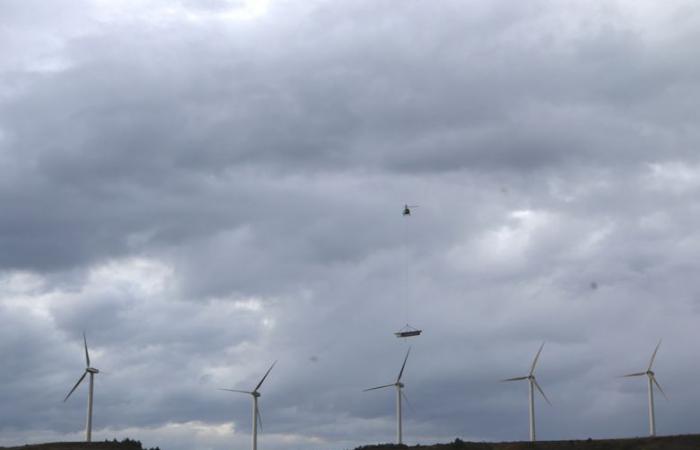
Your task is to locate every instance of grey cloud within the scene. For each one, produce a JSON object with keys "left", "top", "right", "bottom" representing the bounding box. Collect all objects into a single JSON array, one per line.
[{"left": 3, "top": 1, "right": 700, "bottom": 450}]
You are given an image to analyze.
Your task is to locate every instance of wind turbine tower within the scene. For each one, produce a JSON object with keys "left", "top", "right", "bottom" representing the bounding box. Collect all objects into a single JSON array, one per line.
[
  {"left": 622, "top": 340, "right": 667, "bottom": 436},
  {"left": 501, "top": 342, "right": 551, "bottom": 442},
  {"left": 364, "top": 347, "right": 412, "bottom": 445},
  {"left": 220, "top": 361, "right": 277, "bottom": 450},
  {"left": 64, "top": 333, "right": 100, "bottom": 442}
]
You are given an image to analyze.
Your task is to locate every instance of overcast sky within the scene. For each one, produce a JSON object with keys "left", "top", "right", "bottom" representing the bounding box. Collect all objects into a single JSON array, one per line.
[{"left": 2, "top": 1, "right": 700, "bottom": 449}]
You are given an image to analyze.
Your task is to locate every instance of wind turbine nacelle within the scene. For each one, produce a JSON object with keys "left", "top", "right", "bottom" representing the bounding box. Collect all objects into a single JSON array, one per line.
[
  {"left": 396, "top": 382, "right": 404, "bottom": 388},
  {"left": 87, "top": 368, "right": 100, "bottom": 374},
  {"left": 252, "top": 391, "right": 261, "bottom": 398}
]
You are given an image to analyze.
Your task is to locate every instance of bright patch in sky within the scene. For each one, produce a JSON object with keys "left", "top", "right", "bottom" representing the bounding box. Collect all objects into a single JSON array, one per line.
[
  {"left": 88, "top": 257, "right": 174, "bottom": 296},
  {"left": 648, "top": 161, "right": 700, "bottom": 193},
  {"left": 483, "top": 210, "right": 552, "bottom": 262}
]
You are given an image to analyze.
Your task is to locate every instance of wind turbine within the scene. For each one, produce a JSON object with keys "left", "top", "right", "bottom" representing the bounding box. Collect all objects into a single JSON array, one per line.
[
  {"left": 363, "top": 347, "right": 411, "bottom": 445},
  {"left": 622, "top": 340, "right": 667, "bottom": 437},
  {"left": 501, "top": 342, "right": 551, "bottom": 442},
  {"left": 220, "top": 361, "right": 277, "bottom": 450},
  {"left": 64, "top": 332, "right": 100, "bottom": 442}
]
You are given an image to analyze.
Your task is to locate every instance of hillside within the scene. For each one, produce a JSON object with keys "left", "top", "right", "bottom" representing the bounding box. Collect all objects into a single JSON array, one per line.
[
  {"left": 0, "top": 439, "right": 158, "bottom": 450},
  {"left": 356, "top": 434, "right": 700, "bottom": 450},
  {"left": 5, "top": 434, "right": 700, "bottom": 450}
]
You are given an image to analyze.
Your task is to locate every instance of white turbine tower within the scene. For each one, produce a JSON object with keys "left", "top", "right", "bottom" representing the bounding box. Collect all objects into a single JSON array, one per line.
[
  {"left": 64, "top": 332, "right": 100, "bottom": 442},
  {"left": 622, "top": 340, "right": 667, "bottom": 437},
  {"left": 501, "top": 342, "right": 551, "bottom": 442},
  {"left": 363, "top": 347, "right": 412, "bottom": 445},
  {"left": 220, "top": 361, "right": 277, "bottom": 450}
]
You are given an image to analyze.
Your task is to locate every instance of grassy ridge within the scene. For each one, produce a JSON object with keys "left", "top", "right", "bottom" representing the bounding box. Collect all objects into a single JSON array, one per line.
[
  {"left": 0, "top": 439, "right": 157, "bottom": 450},
  {"left": 0, "top": 445, "right": 139, "bottom": 450},
  {"left": 4, "top": 434, "right": 700, "bottom": 450},
  {"left": 356, "top": 434, "right": 700, "bottom": 450}
]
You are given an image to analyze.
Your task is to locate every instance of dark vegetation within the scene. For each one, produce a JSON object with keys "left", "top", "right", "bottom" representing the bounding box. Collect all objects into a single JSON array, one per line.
[
  {"left": 0, "top": 438, "right": 159, "bottom": 450},
  {"left": 355, "top": 434, "right": 700, "bottom": 450},
  {"left": 4, "top": 434, "right": 700, "bottom": 450}
]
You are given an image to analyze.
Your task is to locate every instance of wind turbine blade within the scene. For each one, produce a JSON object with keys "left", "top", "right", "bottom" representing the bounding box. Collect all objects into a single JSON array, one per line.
[
  {"left": 500, "top": 376, "right": 528, "bottom": 382},
  {"left": 401, "top": 391, "right": 415, "bottom": 414},
  {"left": 218, "top": 389, "right": 252, "bottom": 395},
  {"left": 621, "top": 372, "right": 647, "bottom": 378},
  {"left": 256, "top": 404, "right": 263, "bottom": 432},
  {"left": 83, "top": 332, "right": 90, "bottom": 367},
  {"left": 397, "top": 347, "right": 411, "bottom": 382},
  {"left": 647, "top": 340, "right": 662, "bottom": 371},
  {"left": 254, "top": 360, "right": 277, "bottom": 392},
  {"left": 363, "top": 383, "right": 394, "bottom": 392},
  {"left": 529, "top": 342, "right": 545, "bottom": 376},
  {"left": 651, "top": 376, "right": 668, "bottom": 400},
  {"left": 533, "top": 378, "right": 551, "bottom": 406},
  {"left": 64, "top": 371, "right": 87, "bottom": 402}
]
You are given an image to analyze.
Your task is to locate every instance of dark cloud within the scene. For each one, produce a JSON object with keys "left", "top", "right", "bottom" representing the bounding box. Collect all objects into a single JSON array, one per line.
[{"left": 2, "top": 1, "right": 700, "bottom": 450}]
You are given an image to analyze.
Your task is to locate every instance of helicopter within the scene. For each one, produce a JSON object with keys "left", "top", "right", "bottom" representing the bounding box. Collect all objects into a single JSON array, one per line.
[
  {"left": 395, "top": 203, "right": 423, "bottom": 339},
  {"left": 402, "top": 204, "right": 419, "bottom": 216}
]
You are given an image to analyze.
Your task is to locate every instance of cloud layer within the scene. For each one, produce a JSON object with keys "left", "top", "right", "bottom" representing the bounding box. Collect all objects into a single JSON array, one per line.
[{"left": 2, "top": 1, "right": 700, "bottom": 449}]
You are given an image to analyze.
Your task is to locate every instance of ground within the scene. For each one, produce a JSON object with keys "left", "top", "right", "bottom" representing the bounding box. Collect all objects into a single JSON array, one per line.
[
  {"left": 4, "top": 435, "right": 700, "bottom": 450},
  {"left": 355, "top": 435, "right": 700, "bottom": 450}
]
